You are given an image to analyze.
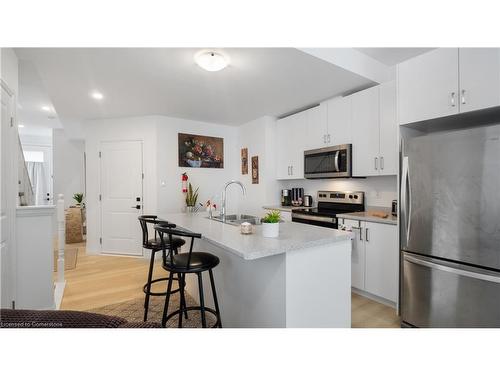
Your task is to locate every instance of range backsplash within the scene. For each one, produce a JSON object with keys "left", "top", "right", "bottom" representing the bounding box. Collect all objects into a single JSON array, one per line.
[{"left": 278, "top": 175, "right": 397, "bottom": 208}]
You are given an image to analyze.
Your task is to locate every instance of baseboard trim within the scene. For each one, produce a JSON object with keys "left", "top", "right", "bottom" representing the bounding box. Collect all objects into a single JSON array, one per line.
[{"left": 352, "top": 287, "right": 397, "bottom": 309}]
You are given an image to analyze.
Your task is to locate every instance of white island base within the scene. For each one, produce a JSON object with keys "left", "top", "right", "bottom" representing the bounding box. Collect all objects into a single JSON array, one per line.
[
  {"left": 159, "top": 213, "right": 352, "bottom": 328},
  {"left": 184, "top": 239, "right": 351, "bottom": 328}
]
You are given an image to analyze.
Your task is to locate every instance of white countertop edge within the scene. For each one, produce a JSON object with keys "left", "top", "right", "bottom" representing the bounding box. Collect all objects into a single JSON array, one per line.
[
  {"left": 16, "top": 205, "right": 56, "bottom": 217},
  {"left": 337, "top": 212, "right": 397, "bottom": 225}
]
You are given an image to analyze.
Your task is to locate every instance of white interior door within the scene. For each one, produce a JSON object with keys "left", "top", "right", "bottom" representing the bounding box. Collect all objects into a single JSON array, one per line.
[
  {"left": 1, "top": 82, "right": 15, "bottom": 308},
  {"left": 100, "top": 140, "right": 143, "bottom": 256}
]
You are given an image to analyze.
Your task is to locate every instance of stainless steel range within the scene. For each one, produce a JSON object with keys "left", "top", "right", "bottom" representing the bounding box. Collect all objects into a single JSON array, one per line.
[{"left": 292, "top": 191, "right": 364, "bottom": 229}]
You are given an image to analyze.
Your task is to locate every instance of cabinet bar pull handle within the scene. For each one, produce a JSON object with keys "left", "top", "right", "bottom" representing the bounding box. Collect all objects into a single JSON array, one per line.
[
  {"left": 365, "top": 227, "right": 369, "bottom": 242},
  {"left": 451, "top": 92, "right": 456, "bottom": 107},
  {"left": 380, "top": 156, "right": 384, "bottom": 170},
  {"left": 461, "top": 89, "right": 466, "bottom": 105},
  {"left": 374, "top": 157, "right": 378, "bottom": 170},
  {"left": 291, "top": 166, "right": 293, "bottom": 175},
  {"left": 352, "top": 226, "right": 362, "bottom": 241}
]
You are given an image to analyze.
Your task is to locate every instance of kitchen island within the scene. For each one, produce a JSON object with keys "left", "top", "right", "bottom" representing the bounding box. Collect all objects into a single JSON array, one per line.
[{"left": 159, "top": 212, "right": 353, "bottom": 328}]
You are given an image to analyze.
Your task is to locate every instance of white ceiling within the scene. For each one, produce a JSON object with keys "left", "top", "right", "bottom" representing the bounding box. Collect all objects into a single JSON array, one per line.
[
  {"left": 17, "top": 59, "right": 62, "bottom": 136},
  {"left": 15, "top": 48, "right": 375, "bottom": 135},
  {"left": 355, "top": 48, "right": 434, "bottom": 66}
]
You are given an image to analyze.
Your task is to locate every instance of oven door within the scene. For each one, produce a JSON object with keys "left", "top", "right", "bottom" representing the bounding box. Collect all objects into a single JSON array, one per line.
[
  {"left": 304, "top": 145, "right": 351, "bottom": 179},
  {"left": 291, "top": 213, "right": 337, "bottom": 229}
]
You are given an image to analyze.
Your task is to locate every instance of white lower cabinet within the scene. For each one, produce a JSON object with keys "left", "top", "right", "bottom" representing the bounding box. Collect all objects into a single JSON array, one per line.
[{"left": 341, "top": 218, "right": 398, "bottom": 303}]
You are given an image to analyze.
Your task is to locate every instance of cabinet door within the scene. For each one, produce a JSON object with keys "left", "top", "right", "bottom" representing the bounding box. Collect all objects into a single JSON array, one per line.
[
  {"left": 343, "top": 219, "right": 365, "bottom": 290},
  {"left": 327, "top": 96, "right": 352, "bottom": 146},
  {"left": 289, "top": 111, "right": 306, "bottom": 179},
  {"left": 351, "top": 86, "right": 380, "bottom": 177},
  {"left": 364, "top": 222, "right": 398, "bottom": 302},
  {"left": 276, "top": 116, "right": 292, "bottom": 179},
  {"left": 379, "top": 80, "right": 397, "bottom": 176},
  {"left": 398, "top": 48, "right": 459, "bottom": 125},
  {"left": 305, "top": 104, "right": 328, "bottom": 150},
  {"left": 459, "top": 48, "right": 500, "bottom": 113}
]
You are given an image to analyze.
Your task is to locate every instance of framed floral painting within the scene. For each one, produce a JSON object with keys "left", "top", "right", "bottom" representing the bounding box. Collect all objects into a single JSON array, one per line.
[{"left": 178, "top": 133, "right": 224, "bottom": 168}]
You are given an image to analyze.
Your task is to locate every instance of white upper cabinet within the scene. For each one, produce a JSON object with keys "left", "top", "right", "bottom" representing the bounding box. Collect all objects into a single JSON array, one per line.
[
  {"left": 398, "top": 48, "right": 459, "bottom": 125},
  {"left": 276, "top": 111, "right": 305, "bottom": 180},
  {"left": 352, "top": 86, "right": 380, "bottom": 177},
  {"left": 327, "top": 96, "right": 352, "bottom": 146},
  {"left": 352, "top": 82, "right": 397, "bottom": 177},
  {"left": 398, "top": 48, "right": 500, "bottom": 125},
  {"left": 304, "top": 104, "right": 328, "bottom": 151},
  {"left": 379, "top": 80, "right": 398, "bottom": 175},
  {"left": 459, "top": 48, "right": 500, "bottom": 113}
]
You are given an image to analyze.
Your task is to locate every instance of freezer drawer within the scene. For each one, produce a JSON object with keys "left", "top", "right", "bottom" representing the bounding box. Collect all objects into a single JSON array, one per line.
[{"left": 402, "top": 252, "right": 500, "bottom": 328}]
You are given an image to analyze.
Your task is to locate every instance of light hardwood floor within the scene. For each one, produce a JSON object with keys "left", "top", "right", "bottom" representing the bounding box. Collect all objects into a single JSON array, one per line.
[{"left": 59, "top": 243, "right": 400, "bottom": 327}]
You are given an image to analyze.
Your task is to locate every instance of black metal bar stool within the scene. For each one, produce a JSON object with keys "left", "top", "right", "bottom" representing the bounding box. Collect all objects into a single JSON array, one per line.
[
  {"left": 138, "top": 215, "right": 186, "bottom": 322},
  {"left": 155, "top": 224, "right": 222, "bottom": 328}
]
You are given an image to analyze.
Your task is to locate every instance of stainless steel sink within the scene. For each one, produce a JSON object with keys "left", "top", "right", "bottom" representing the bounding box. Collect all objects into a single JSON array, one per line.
[{"left": 208, "top": 214, "right": 261, "bottom": 226}]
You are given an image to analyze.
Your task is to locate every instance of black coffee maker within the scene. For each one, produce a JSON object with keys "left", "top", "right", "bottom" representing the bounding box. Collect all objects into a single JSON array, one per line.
[{"left": 281, "top": 189, "right": 292, "bottom": 206}]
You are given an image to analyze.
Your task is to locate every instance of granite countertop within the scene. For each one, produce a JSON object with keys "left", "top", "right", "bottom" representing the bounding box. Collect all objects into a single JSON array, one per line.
[
  {"left": 158, "top": 212, "right": 353, "bottom": 261},
  {"left": 337, "top": 206, "right": 397, "bottom": 225},
  {"left": 262, "top": 204, "right": 315, "bottom": 212}
]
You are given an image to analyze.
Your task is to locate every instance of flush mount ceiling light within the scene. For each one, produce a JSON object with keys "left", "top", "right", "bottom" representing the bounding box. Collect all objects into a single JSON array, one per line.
[
  {"left": 194, "top": 51, "right": 229, "bottom": 72},
  {"left": 90, "top": 91, "right": 104, "bottom": 100},
  {"left": 41, "top": 106, "right": 51, "bottom": 112}
]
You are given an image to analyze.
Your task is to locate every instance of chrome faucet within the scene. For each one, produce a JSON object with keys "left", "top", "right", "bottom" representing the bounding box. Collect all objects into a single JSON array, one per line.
[{"left": 221, "top": 180, "right": 246, "bottom": 221}]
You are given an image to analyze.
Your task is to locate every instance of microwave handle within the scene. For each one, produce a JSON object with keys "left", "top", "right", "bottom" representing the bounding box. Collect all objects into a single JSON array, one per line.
[{"left": 334, "top": 151, "right": 340, "bottom": 172}]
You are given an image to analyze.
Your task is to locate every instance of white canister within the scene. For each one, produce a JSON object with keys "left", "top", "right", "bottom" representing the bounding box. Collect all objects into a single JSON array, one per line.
[
  {"left": 262, "top": 222, "right": 279, "bottom": 238},
  {"left": 240, "top": 222, "right": 253, "bottom": 235}
]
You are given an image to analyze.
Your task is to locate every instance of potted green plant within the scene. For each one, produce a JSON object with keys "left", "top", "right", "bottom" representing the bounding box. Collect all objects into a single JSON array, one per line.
[
  {"left": 185, "top": 183, "right": 199, "bottom": 213},
  {"left": 73, "top": 193, "right": 84, "bottom": 207},
  {"left": 261, "top": 210, "right": 281, "bottom": 238}
]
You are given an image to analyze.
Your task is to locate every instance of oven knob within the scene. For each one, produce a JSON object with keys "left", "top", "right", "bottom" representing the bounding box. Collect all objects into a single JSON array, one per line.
[
  {"left": 349, "top": 194, "right": 353, "bottom": 199},
  {"left": 353, "top": 194, "right": 358, "bottom": 199}
]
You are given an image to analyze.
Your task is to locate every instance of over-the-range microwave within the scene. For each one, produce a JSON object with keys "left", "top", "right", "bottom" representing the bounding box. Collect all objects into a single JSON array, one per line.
[{"left": 304, "top": 144, "right": 352, "bottom": 179}]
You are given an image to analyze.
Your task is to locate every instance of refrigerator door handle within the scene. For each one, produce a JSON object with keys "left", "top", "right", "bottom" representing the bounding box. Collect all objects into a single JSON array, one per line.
[
  {"left": 405, "top": 254, "right": 500, "bottom": 284},
  {"left": 401, "top": 156, "right": 410, "bottom": 248}
]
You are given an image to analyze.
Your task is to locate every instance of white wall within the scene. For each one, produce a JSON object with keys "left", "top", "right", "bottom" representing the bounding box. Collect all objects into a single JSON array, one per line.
[
  {"left": 237, "top": 116, "right": 279, "bottom": 217},
  {"left": 84, "top": 116, "right": 158, "bottom": 254},
  {"left": 84, "top": 115, "right": 240, "bottom": 254},
  {"left": 53, "top": 129, "right": 85, "bottom": 208},
  {"left": 1, "top": 48, "right": 19, "bottom": 94},
  {"left": 156, "top": 116, "right": 239, "bottom": 215},
  {"left": 280, "top": 175, "right": 397, "bottom": 208}
]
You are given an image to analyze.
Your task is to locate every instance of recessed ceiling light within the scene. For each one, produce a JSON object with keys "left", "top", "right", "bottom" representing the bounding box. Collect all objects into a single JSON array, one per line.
[
  {"left": 18, "top": 124, "right": 25, "bottom": 128},
  {"left": 41, "top": 106, "right": 51, "bottom": 112},
  {"left": 194, "top": 51, "right": 229, "bottom": 72},
  {"left": 91, "top": 91, "right": 104, "bottom": 100}
]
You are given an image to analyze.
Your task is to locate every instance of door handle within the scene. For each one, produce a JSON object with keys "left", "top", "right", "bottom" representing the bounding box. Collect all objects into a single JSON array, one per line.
[
  {"left": 131, "top": 205, "right": 141, "bottom": 209},
  {"left": 374, "top": 157, "right": 378, "bottom": 170},
  {"left": 352, "top": 226, "right": 362, "bottom": 241},
  {"left": 404, "top": 254, "right": 500, "bottom": 284},
  {"left": 461, "top": 89, "right": 466, "bottom": 105},
  {"left": 380, "top": 156, "right": 384, "bottom": 170}
]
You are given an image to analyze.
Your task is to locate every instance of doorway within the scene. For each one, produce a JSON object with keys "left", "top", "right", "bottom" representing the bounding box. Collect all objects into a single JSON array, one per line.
[
  {"left": 99, "top": 140, "right": 144, "bottom": 256},
  {"left": 1, "top": 80, "right": 16, "bottom": 308}
]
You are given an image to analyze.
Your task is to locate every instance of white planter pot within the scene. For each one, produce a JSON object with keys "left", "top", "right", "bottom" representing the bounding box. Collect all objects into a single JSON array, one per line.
[{"left": 262, "top": 222, "right": 279, "bottom": 238}]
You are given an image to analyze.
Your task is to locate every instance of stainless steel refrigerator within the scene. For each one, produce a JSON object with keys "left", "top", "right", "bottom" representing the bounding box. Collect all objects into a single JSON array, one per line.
[{"left": 400, "top": 124, "right": 500, "bottom": 327}]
